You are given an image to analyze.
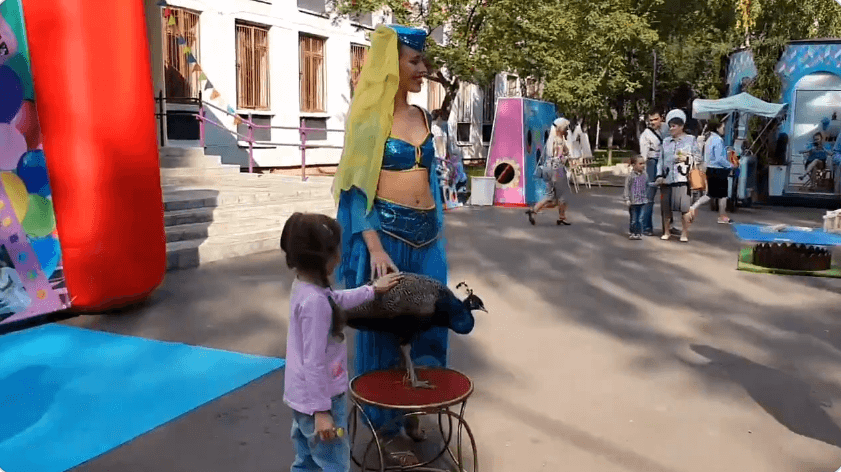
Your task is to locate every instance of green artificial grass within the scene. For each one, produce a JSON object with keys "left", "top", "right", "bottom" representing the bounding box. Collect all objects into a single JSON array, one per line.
[{"left": 736, "top": 247, "right": 841, "bottom": 278}]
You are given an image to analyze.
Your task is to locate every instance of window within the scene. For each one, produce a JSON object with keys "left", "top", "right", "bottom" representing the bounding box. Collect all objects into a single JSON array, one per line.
[
  {"left": 352, "top": 12, "right": 373, "bottom": 26},
  {"left": 300, "top": 35, "right": 326, "bottom": 113},
  {"left": 301, "top": 117, "right": 328, "bottom": 141},
  {"left": 237, "top": 115, "right": 272, "bottom": 142},
  {"left": 236, "top": 22, "right": 270, "bottom": 110},
  {"left": 427, "top": 79, "right": 444, "bottom": 112},
  {"left": 350, "top": 43, "right": 368, "bottom": 97},
  {"left": 506, "top": 75, "right": 518, "bottom": 97},
  {"left": 482, "top": 84, "right": 495, "bottom": 144},
  {"left": 456, "top": 83, "right": 472, "bottom": 143},
  {"left": 163, "top": 7, "right": 200, "bottom": 101},
  {"left": 525, "top": 77, "right": 540, "bottom": 98},
  {"left": 297, "top": 0, "right": 326, "bottom": 14}
]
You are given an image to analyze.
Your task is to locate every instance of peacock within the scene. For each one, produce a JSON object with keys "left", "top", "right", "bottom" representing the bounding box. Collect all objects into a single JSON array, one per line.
[{"left": 339, "top": 274, "right": 486, "bottom": 389}]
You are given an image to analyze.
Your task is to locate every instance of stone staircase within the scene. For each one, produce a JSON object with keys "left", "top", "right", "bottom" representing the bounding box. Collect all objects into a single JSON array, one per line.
[{"left": 160, "top": 147, "right": 336, "bottom": 270}]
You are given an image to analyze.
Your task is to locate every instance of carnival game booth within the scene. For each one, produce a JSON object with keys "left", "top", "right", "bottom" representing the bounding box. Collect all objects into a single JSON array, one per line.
[
  {"left": 692, "top": 92, "right": 788, "bottom": 208},
  {"left": 0, "top": 0, "right": 165, "bottom": 331},
  {"left": 483, "top": 98, "right": 557, "bottom": 207}
]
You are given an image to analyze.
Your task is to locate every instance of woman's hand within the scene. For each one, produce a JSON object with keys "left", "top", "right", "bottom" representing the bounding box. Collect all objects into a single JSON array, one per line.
[
  {"left": 370, "top": 249, "right": 399, "bottom": 280},
  {"left": 314, "top": 411, "right": 337, "bottom": 442},
  {"left": 373, "top": 272, "right": 403, "bottom": 294}
]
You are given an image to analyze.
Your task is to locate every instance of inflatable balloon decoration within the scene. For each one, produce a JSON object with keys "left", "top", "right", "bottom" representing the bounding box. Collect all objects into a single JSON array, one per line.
[
  {"left": 0, "top": 122, "right": 26, "bottom": 171},
  {"left": 0, "top": 15, "right": 20, "bottom": 66},
  {"left": 0, "top": 65, "right": 23, "bottom": 123},
  {"left": 0, "top": 1, "right": 67, "bottom": 324}
]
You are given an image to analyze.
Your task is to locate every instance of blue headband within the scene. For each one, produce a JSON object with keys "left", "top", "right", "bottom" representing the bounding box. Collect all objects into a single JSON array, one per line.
[{"left": 386, "top": 24, "right": 427, "bottom": 52}]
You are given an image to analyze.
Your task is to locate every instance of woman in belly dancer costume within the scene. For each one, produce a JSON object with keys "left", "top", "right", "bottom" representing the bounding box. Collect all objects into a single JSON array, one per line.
[{"left": 332, "top": 24, "right": 447, "bottom": 466}]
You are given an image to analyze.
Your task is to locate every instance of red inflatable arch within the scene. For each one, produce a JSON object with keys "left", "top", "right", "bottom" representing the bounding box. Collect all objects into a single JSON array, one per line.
[{"left": 20, "top": 0, "right": 166, "bottom": 311}]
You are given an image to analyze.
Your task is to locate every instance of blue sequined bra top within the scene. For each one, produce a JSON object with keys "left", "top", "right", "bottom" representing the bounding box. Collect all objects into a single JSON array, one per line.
[{"left": 381, "top": 107, "right": 435, "bottom": 171}]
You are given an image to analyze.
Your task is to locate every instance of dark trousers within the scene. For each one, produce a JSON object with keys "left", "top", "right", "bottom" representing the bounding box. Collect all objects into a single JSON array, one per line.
[
  {"left": 629, "top": 204, "right": 644, "bottom": 235},
  {"left": 642, "top": 158, "right": 658, "bottom": 233}
]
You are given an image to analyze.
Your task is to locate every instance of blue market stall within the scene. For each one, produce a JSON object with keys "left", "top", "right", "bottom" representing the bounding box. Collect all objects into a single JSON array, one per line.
[
  {"left": 725, "top": 40, "right": 841, "bottom": 206},
  {"left": 692, "top": 93, "right": 788, "bottom": 208}
]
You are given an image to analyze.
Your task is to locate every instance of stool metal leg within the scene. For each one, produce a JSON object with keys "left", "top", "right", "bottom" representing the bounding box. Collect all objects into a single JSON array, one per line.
[
  {"left": 349, "top": 400, "right": 385, "bottom": 472},
  {"left": 440, "top": 403, "right": 478, "bottom": 472}
]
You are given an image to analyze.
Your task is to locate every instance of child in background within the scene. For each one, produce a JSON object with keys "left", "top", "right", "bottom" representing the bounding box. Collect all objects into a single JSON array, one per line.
[
  {"left": 624, "top": 155, "right": 649, "bottom": 240},
  {"left": 280, "top": 212, "right": 402, "bottom": 472}
]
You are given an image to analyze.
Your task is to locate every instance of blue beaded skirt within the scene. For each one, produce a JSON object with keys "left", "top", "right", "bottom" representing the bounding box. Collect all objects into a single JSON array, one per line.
[{"left": 337, "top": 198, "right": 449, "bottom": 434}]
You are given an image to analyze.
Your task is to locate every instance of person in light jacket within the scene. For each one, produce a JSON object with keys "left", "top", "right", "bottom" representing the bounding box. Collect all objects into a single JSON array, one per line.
[
  {"left": 655, "top": 109, "right": 703, "bottom": 242},
  {"left": 639, "top": 110, "right": 676, "bottom": 237}
]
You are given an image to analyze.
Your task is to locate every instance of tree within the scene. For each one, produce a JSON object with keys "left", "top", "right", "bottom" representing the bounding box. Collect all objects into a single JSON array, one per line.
[
  {"left": 330, "top": 0, "right": 509, "bottom": 115},
  {"left": 739, "top": 0, "right": 841, "bottom": 103}
]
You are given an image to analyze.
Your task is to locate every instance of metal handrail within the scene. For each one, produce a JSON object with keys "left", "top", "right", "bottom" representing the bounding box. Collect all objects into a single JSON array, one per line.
[
  {"left": 197, "top": 99, "right": 346, "bottom": 180},
  {"left": 153, "top": 91, "right": 346, "bottom": 180}
]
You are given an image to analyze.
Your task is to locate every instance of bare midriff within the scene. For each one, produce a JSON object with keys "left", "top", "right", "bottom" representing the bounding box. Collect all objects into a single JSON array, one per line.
[{"left": 376, "top": 168, "right": 435, "bottom": 209}]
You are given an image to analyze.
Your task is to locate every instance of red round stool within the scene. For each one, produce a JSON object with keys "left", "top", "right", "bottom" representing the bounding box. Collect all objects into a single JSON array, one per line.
[{"left": 348, "top": 367, "right": 477, "bottom": 472}]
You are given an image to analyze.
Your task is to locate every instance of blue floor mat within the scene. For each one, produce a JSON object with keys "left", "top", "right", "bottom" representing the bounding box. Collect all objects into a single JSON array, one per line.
[{"left": 0, "top": 324, "right": 285, "bottom": 472}]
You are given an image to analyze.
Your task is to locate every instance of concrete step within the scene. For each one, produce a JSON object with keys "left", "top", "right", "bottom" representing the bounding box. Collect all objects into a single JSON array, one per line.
[
  {"left": 160, "top": 147, "right": 207, "bottom": 158},
  {"left": 160, "top": 153, "right": 223, "bottom": 168},
  {"left": 161, "top": 164, "right": 241, "bottom": 178},
  {"left": 163, "top": 187, "right": 333, "bottom": 211},
  {"left": 164, "top": 199, "right": 336, "bottom": 227},
  {"left": 164, "top": 201, "right": 334, "bottom": 242},
  {"left": 166, "top": 228, "right": 280, "bottom": 270},
  {"left": 167, "top": 220, "right": 331, "bottom": 270}
]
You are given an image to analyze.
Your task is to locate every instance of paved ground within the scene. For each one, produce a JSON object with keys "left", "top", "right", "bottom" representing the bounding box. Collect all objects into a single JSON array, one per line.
[{"left": 57, "top": 186, "right": 841, "bottom": 472}]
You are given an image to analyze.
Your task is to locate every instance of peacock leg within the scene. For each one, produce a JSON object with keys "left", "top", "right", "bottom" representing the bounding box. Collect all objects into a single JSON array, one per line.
[{"left": 400, "top": 344, "right": 433, "bottom": 389}]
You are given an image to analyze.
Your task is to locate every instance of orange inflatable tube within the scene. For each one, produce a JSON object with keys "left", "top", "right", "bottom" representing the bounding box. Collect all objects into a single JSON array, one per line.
[{"left": 21, "top": 0, "right": 165, "bottom": 310}]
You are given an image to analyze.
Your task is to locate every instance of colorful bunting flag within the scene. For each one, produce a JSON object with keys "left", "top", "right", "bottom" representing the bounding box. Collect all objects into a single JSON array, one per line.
[{"left": 162, "top": 6, "right": 242, "bottom": 132}]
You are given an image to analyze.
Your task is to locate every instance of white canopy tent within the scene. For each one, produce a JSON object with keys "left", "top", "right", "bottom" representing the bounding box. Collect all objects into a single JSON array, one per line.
[{"left": 692, "top": 92, "right": 788, "bottom": 120}]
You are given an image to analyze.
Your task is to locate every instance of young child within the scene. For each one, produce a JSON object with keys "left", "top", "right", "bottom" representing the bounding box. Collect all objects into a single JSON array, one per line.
[
  {"left": 624, "top": 155, "right": 649, "bottom": 240},
  {"left": 280, "top": 212, "right": 401, "bottom": 472}
]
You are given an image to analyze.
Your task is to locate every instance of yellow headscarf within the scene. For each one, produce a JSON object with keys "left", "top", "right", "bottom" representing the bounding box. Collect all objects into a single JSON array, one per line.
[{"left": 332, "top": 25, "right": 400, "bottom": 212}]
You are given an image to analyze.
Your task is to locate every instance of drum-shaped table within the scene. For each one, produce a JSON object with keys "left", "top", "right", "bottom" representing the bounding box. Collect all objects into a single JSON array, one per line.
[{"left": 348, "top": 367, "right": 477, "bottom": 472}]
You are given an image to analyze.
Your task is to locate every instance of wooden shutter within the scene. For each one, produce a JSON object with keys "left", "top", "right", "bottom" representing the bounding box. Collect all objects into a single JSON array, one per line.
[
  {"left": 300, "top": 35, "right": 325, "bottom": 112},
  {"left": 163, "top": 8, "right": 200, "bottom": 101},
  {"left": 236, "top": 23, "right": 270, "bottom": 110}
]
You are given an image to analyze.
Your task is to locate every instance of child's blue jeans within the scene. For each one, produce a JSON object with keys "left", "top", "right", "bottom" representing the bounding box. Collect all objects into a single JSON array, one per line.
[
  {"left": 291, "top": 392, "right": 350, "bottom": 472},
  {"left": 629, "top": 204, "right": 645, "bottom": 234}
]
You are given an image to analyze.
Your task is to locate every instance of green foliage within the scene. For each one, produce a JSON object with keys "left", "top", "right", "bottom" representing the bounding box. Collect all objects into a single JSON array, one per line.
[
  {"left": 743, "top": 0, "right": 841, "bottom": 102},
  {"left": 331, "top": 0, "right": 841, "bottom": 125}
]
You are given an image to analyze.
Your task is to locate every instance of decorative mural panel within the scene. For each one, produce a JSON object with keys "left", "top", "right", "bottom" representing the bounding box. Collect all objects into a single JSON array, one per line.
[
  {"left": 727, "top": 49, "right": 758, "bottom": 95},
  {"left": 0, "top": 0, "right": 71, "bottom": 325},
  {"left": 485, "top": 98, "right": 557, "bottom": 206}
]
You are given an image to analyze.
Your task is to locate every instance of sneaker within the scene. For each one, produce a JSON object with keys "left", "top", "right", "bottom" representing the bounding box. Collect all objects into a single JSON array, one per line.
[
  {"left": 642, "top": 231, "right": 655, "bottom": 237},
  {"left": 680, "top": 233, "right": 689, "bottom": 243},
  {"left": 661, "top": 234, "right": 670, "bottom": 240},
  {"left": 629, "top": 233, "right": 636, "bottom": 240},
  {"left": 634, "top": 234, "right": 643, "bottom": 240},
  {"left": 670, "top": 227, "right": 682, "bottom": 236}
]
